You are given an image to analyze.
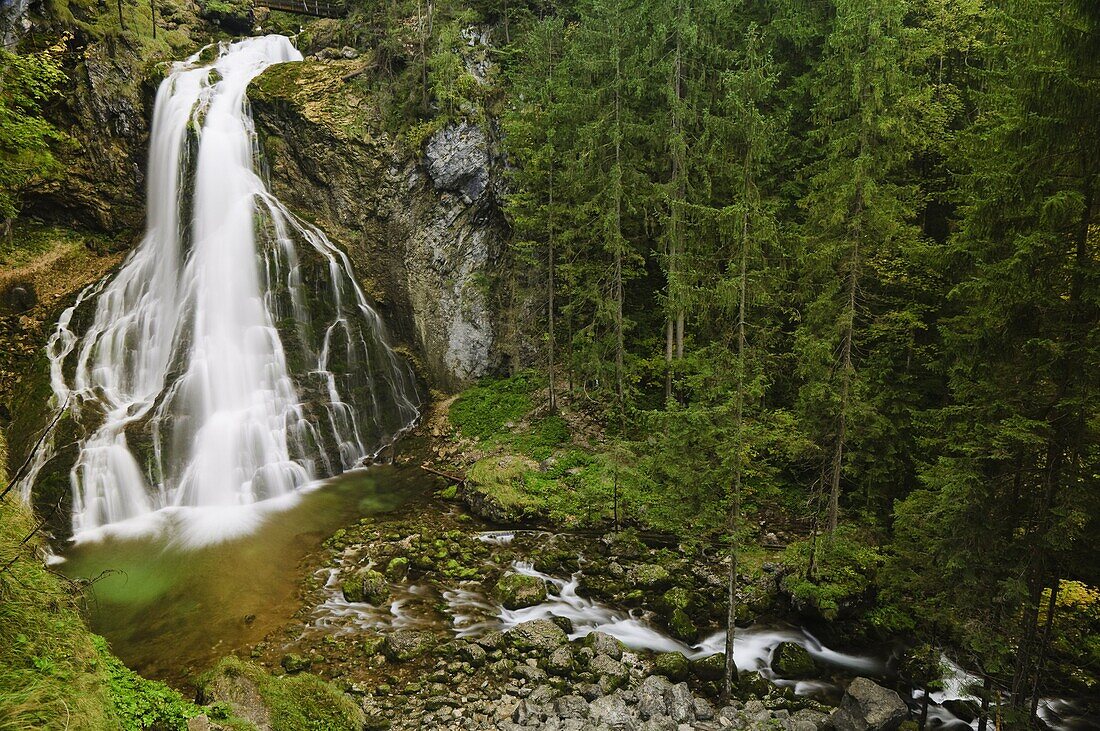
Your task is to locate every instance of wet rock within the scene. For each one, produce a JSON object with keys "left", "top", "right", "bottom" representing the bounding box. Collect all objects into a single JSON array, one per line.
[
  {"left": 941, "top": 699, "right": 980, "bottom": 723},
  {"left": 280, "top": 653, "right": 311, "bottom": 673},
  {"left": 667, "top": 608, "right": 697, "bottom": 641},
  {"left": 342, "top": 568, "right": 388, "bottom": 605},
  {"left": 383, "top": 630, "right": 436, "bottom": 661},
  {"left": 654, "top": 652, "right": 690, "bottom": 682},
  {"left": 586, "top": 631, "right": 625, "bottom": 661},
  {"left": 476, "top": 629, "right": 505, "bottom": 650},
  {"left": 495, "top": 572, "right": 548, "bottom": 609},
  {"left": 385, "top": 556, "right": 409, "bottom": 581},
  {"left": 830, "top": 677, "right": 908, "bottom": 731},
  {"left": 199, "top": 0, "right": 253, "bottom": 34},
  {"left": 507, "top": 619, "right": 568, "bottom": 652},
  {"left": 690, "top": 653, "right": 726, "bottom": 682},
  {"left": 459, "top": 641, "right": 488, "bottom": 667},
  {"left": 772, "top": 642, "right": 819, "bottom": 679}
]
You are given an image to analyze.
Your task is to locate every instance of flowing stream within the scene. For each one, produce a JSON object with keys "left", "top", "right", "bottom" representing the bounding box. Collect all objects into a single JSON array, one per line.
[{"left": 21, "top": 36, "right": 419, "bottom": 539}]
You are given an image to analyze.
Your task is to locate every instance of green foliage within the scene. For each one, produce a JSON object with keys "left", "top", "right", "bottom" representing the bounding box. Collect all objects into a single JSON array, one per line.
[
  {"left": 0, "top": 43, "right": 67, "bottom": 221},
  {"left": 780, "top": 527, "right": 884, "bottom": 621},
  {"left": 94, "top": 637, "right": 199, "bottom": 730},
  {"left": 450, "top": 372, "right": 537, "bottom": 438}
]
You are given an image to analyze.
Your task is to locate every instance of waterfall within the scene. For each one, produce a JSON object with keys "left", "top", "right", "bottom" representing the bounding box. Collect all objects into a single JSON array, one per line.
[{"left": 21, "top": 35, "right": 420, "bottom": 537}]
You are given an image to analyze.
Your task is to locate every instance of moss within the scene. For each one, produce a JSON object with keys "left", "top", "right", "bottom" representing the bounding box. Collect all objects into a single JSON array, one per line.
[
  {"left": 493, "top": 572, "right": 547, "bottom": 610},
  {"left": 449, "top": 372, "right": 536, "bottom": 439},
  {"left": 0, "top": 433, "right": 200, "bottom": 730},
  {"left": 201, "top": 656, "right": 364, "bottom": 731}
]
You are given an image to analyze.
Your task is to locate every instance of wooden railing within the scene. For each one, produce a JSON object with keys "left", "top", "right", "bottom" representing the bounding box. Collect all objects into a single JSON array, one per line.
[{"left": 258, "top": 0, "right": 347, "bottom": 18}]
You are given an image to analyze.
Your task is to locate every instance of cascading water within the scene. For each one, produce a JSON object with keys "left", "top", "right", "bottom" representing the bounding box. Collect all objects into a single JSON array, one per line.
[{"left": 21, "top": 35, "right": 419, "bottom": 537}]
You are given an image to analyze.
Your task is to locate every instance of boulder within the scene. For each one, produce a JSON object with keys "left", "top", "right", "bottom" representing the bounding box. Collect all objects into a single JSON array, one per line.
[
  {"left": 507, "top": 619, "right": 569, "bottom": 652},
  {"left": 591, "top": 654, "right": 629, "bottom": 691},
  {"left": 667, "top": 608, "right": 697, "bottom": 641},
  {"left": 382, "top": 630, "right": 436, "bottom": 661},
  {"left": 830, "top": 677, "right": 909, "bottom": 731},
  {"left": 341, "top": 568, "right": 388, "bottom": 605},
  {"left": 628, "top": 564, "right": 673, "bottom": 589},
  {"left": 589, "top": 693, "right": 635, "bottom": 730},
  {"left": 636, "top": 675, "right": 673, "bottom": 719},
  {"left": 546, "top": 645, "right": 574, "bottom": 675},
  {"left": 494, "top": 572, "right": 548, "bottom": 609},
  {"left": 554, "top": 694, "right": 590, "bottom": 720},
  {"left": 279, "top": 653, "right": 310, "bottom": 673},
  {"left": 653, "top": 652, "right": 690, "bottom": 682},
  {"left": 772, "top": 641, "right": 819, "bottom": 678},
  {"left": 384, "top": 556, "right": 409, "bottom": 581},
  {"left": 667, "top": 682, "right": 696, "bottom": 723},
  {"left": 690, "top": 653, "right": 726, "bottom": 681},
  {"left": 585, "top": 631, "right": 625, "bottom": 660}
]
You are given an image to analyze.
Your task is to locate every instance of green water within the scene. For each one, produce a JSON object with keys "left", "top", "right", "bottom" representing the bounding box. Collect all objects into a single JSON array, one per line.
[{"left": 59, "top": 464, "right": 431, "bottom": 685}]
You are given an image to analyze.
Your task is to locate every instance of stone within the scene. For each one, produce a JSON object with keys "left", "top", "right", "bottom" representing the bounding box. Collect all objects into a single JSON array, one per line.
[
  {"left": 629, "top": 564, "right": 673, "bottom": 589},
  {"left": 790, "top": 709, "right": 830, "bottom": 731},
  {"left": 425, "top": 121, "right": 491, "bottom": 202},
  {"left": 383, "top": 630, "right": 436, "bottom": 662},
  {"left": 690, "top": 653, "right": 726, "bottom": 682},
  {"left": 636, "top": 675, "right": 674, "bottom": 719},
  {"left": 554, "top": 695, "right": 590, "bottom": 719},
  {"left": 341, "top": 568, "right": 388, "bottom": 605},
  {"left": 830, "top": 677, "right": 909, "bottom": 731},
  {"left": 694, "top": 697, "right": 715, "bottom": 721},
  {"left": 654, "top": 652, "right": 690, "bottom": 682},
  {"left": 941, "top": 699, "right": 980, "bottom": 723},
  {"left": 340, "top": 46, "right": 359, "bottom": 59},
  {"left": 476, "top": 630, "right": 505, "bottom": 650},
  {"left": 546, "top": 645, "right": 574, "bottom": 675},
  {"left": 2, "top": 283, "right": 35, "bottom": 313},
  {"left": 772, "top": 642, "right": 819, "bottom": 679},
  {"left": 586, "top": 631, "right": 625, "bottom": 660},
  {"left": 385, "top": 556, "right": 409, "bottom": 581},
  {"left": 590, "top": 654, "right": 629, "bottom": 691},
  {"left": 280, "top": 653, "right": 311, "bottom": 673},
  {"left": 495, "top": 572, "right": 548, "bottom": 609},
  {"left": 667, "top": 682, "right": 695, "bottom": 723},
  {"left": 667, "top": 608, "right": 697, "bottom": 641},
  {"left": 507, "top": 619, "right": 569, "bottom": 652},
  {"left": 640, "top": 718, "right": 678, "bottom": 731},
  {"left": 459, "top": 642, "right": 488, "bottom": 667},
  {"left": 589, "top": 694, "right": 636, "bottom": 730}
]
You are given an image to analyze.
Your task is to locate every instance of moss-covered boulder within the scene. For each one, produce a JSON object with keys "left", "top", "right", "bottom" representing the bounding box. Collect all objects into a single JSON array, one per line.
[
  {"left": 690, "top": 653, "right": 726, "bottom": 682},
  {"left": 772, "top": 641, "right": 819, "bottom": 679},
  {"left": 667, "top": 608, "right": 698, "bottom": 641},
  {"left": 199, "top": 656, "right": 364, "bottom": 731},
  {"left": 628, "top": 563, "right": 672, "bottom": 589},
  {"left": 279, "top": 653, "right": 311, "bottom": 674},
  {"left": 384, "top": 556, "right": 409, "bottom": 581},
  {"left": 341, "top": 568, "right": 388, "bottom": 605},
  {"left": 654, "top": 652, "right": 690, "bottom": 681},
  {"left": 494, "top": 572, "right": 547, "bottom": 609}
]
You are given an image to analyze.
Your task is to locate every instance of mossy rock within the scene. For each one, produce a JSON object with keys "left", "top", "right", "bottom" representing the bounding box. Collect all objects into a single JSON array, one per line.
[
  {"left": 737, "top": 670, "right": 771, "bottom": 699},
  {"left": 384, "top": 556, "right": 409, "bottom": 581},
  {"left": 771, "top": 641, "right": 819, "bottom": 679},
  {"left": 667, "top": 608, "right": 698, "bottom": 641},
  {"left": 506, "top": 619, "right": 568, "bottom": 652},
  {"left": 199, "top": 656, "right": 365, "bottom": 731},
  {"left": 198, "top": 0, "right": 253, "bottom": 34},
  {"left": 657, "top": 586, "right": 695, "bottom": 613},
  {"left": 280, "top": 653, "right": 311, "bottom": 674},
  {"left": 341, "top": 568, "right": 388, "bottom": 605},
  {"left": 494, "top": 573, "right": 547, "bottom": 610},
  {"left": 654, "top": 651, "right": 690, "bottom": 681},
  {"left": 628, "top": 563, "right": 672, "bottom": 589},
  {"left": 607, "top": 529, "right": 647, "bottom": 558},
  {"left": 690, "top": 653, "right": 726, "bottom": 681},
  {"left": 382, "top": 630, "right": 436, "bottom": 662}
]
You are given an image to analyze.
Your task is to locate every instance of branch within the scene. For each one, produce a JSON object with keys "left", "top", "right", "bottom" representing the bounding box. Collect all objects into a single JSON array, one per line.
[{"left": 0, "top": 394, "right": 70, "bottom": 502}]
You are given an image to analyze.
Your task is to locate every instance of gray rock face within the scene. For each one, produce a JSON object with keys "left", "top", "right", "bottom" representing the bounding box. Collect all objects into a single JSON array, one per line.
[
  {"left": 830, "top": 677, "right": 909, "bottom": 731},
  {"left": 636, "top": 675, "right": 673, "bottom": 719},
  {"left": 425, "top": 122, "right": 491, "bottom": 203},
  {"left": 587, "top": 631, "right": 626, "bottom": 660}
]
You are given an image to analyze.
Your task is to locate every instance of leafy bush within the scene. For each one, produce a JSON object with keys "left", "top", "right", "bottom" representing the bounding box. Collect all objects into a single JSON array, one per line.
[{"left": 95, "top": 636, "right": 199, "bottom": 730}]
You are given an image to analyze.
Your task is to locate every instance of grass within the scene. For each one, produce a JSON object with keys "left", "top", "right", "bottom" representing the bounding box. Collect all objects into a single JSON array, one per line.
[
  {"left": 0, "top": 434, "right": 202, "bottom": 730},
  {"left": 200, "top": 656, "right": 364, "bottom": 731}
]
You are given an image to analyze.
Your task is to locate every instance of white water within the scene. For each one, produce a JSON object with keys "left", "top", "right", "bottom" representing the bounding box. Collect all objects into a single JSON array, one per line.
[{"left": 21, "top": 36, "right": 419, "bottom": 537}]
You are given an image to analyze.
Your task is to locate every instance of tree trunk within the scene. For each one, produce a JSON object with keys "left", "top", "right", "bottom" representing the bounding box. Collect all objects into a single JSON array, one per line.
[
  {"left": 547, "top": 29, "right": 557, "bottom": 414},
  {"left": 829, "top": 221, "right": 859, "bottom": 534},
  {"left": 978, "top": 673, "right": 991, "bottom": 731}
]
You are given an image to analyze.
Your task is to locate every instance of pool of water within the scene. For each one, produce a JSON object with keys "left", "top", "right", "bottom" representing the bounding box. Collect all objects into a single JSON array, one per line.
[{"left": 56, "top": 464, "right": 432, "bottom": 685}]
